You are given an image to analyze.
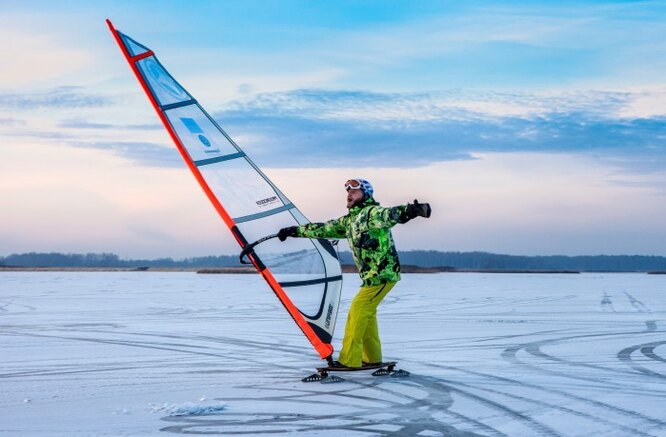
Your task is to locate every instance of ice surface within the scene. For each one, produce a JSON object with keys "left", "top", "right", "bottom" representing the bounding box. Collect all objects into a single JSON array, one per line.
[{"left": 1, "top": 272, "right": 665, "bottom": 436}]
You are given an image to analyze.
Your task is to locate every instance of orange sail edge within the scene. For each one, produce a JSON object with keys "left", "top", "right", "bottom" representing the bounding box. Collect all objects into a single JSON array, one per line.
[{"left": 106, "top": 19, "right": 336, "bottom": 362}]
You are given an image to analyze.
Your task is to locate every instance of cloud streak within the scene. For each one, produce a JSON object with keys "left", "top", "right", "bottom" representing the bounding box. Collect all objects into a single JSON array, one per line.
[
  {"left": 67, "top": 141, "right": 181, "bottom": 168},
  {"left": 207, "top": 89, "right": 666, "bottom": 171},
  {"left": 51, "top": 87, "right": 665, "bottom": 172},
  {"left": 0, "top": 86, "right": 112, "bottom": 110},
  {"left": 59, "top": 119, "right": 162, "bottom": 130},
  {"left": 0, "top": 118, "right": 24, "bottom": 126}
]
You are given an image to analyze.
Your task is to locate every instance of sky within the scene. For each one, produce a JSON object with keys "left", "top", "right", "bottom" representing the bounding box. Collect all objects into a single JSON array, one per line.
[{"left": 1, "top": 0, "right": 666, "bottom": 258}]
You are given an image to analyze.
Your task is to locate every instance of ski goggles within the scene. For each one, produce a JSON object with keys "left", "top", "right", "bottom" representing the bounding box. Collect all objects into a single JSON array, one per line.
[{"left": 345, "top": 179, "right": 364, "bottom": 190}]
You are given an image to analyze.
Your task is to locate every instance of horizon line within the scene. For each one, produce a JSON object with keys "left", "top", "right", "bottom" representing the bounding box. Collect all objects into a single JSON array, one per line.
[{"left": 2, "top": 250, "right": 666, "bottom": 259}]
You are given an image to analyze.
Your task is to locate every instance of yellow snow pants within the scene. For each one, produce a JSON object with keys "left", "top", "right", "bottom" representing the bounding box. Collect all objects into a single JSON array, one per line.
[{"left": 337, "top": 281, "right": 397, "bottom": 368}]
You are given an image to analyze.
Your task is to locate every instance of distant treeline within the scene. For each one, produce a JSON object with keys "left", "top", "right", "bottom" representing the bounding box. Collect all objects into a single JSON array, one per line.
[
  {"left": 341, "top": 251, "right": 666, "bottom": 272},
  {"left": 0, "top": 252, "right": 241, "bottom": 268},
  {"left": 2, "top": 251, "right": 666, "bottom": 272}
]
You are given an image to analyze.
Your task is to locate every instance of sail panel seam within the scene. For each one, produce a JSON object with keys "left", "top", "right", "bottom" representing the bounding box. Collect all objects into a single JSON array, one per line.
[
  {"left": 234, "top": 203, "right": 295, "bottom": 223},
  {"left": 161, "top": 99, "right": 197, "bottom": 111},
  {"left": 279, "top": 275, "right": 343, "bottom": 288},
  {"left": 194, "top": 152, "right": 246, "bottom": 167}
]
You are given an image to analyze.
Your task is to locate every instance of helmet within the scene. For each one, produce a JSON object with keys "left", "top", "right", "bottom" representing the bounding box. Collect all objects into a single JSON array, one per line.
[{"left": 345, "top": 178, "right": 374, "bottom": 199}]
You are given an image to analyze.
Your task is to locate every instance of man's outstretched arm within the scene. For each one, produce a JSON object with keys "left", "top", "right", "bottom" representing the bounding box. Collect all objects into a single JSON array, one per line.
[
  {"left": 369, "top": 200, "right": 432, "bottom": 229},
  {"left": 278, "top": 216, "right": 347, "bottom": 241}
]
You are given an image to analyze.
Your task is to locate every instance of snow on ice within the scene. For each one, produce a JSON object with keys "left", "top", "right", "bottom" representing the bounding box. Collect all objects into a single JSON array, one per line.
[{"left": 0, "top": 271, "right": 665, "bottom": 436}]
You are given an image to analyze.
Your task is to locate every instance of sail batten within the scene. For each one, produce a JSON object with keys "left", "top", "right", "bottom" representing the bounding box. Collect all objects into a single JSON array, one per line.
[
  {"left": 162, "top": 100, "right": 198, "bottom": 111},
  {"left": 234, "top": 203, "right": 295, "bottom": 223},
  {"left": 107, "top": 19, "right": 342, "bottom": 360},
  {"left": 194, "top": 152, "right": 246, "bottom": 167},
  {"left": 280, "top": 276, "right": 343, "bottom": 288}
]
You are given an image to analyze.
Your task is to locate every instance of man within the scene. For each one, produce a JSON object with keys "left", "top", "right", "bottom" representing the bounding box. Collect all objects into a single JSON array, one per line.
[{"left": 277, "top": 179, "right": 431, "bottom": 368}]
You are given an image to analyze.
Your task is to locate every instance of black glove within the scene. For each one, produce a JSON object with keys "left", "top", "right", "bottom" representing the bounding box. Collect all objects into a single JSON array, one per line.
[
  {"left": 405, "top": 199, "right": 432, "bottom": 220},
  {"left": 277, "top": 226, "right": 298, "bottom": 241}
]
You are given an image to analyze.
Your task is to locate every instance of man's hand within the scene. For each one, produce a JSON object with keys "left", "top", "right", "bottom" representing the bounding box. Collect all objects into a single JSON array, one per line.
[
  {"left": 405, "top": 199, "right": 432, "bottom": 219},
  {"left": 277, "top": 226, "right": 299, "bottom": 241}
]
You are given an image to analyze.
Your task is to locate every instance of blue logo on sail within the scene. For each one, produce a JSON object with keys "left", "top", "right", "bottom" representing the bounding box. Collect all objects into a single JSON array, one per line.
[
  {"left": 180, "top": 117, "right": 204, "bottom": 134},
  {"left": 180, "top": 117, "right": 217, "bottom": 151}
]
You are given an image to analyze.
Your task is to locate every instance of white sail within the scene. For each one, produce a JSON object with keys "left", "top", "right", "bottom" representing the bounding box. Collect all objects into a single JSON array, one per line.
[{"left": 108, "top": 20, "right": 342, "bottom": 359}]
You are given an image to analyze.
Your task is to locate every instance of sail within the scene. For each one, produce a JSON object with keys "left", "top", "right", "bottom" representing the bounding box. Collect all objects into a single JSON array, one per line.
[{"left": 107, "top": 19, "right": 342, "bottom": 360}]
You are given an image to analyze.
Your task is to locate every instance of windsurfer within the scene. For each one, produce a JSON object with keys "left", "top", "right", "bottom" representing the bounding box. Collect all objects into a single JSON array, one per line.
[{"left": 278, "top": 179, "right": 431, "bottom": 368}]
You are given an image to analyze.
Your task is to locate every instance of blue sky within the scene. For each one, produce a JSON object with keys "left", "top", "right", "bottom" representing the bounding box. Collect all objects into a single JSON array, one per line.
[{"left": 1, "top": 1, "right": 665, "bottom": 257}]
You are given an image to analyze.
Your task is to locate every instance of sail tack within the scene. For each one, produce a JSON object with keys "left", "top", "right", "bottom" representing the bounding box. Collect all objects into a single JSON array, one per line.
[{"left": 107, "top": 20, "right": 342, "bottom": 359}]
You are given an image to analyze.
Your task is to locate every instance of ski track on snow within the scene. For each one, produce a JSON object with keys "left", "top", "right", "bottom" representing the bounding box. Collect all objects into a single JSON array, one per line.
[{"left": 1, "top": 272, "right": 666, "bottom": 436}]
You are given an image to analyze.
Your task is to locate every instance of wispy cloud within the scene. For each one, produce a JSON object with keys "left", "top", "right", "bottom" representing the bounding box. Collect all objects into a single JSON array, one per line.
[
  {"left": 206, "top": 89, "right": 666, "bottom": 171},
  {"left": 2, "top": 85, "right": 655, "bottom": 176},
  {"left": 50, "top": 87, "right": 664, "bottom": 173},
  {"left": 220, "top": 88, "right": 634, "bottom": 121},
  {"left": 68, "top": 141, "right": 181, "bottom": 167},
  {"left": 0, "top": 118, "right": 24, "bottom": 126},
  {"left": 59, "top": 119, "right": 162, "bottom": 130},
  {"left": 0, "top": 86, "right": 112, "bottom": 110},
  {"left": 1, "top": 129, "right": 72, "bottom": 140}
]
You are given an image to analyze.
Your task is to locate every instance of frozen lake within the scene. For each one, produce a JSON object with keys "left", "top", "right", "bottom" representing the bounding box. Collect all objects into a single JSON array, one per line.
[{"left": 1, "top": 272, "right": 665, "bottom": 436}]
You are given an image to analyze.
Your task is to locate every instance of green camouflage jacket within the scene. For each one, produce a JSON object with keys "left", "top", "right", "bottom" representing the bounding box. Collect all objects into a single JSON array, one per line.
[{"left": 295, "top": 198, "right": 409, "bottom": 286}]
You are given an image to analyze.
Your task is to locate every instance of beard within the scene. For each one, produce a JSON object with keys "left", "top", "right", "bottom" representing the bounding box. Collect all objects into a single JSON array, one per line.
[{"left": 347, "top": 196, "right": 365, "bottom": 209}]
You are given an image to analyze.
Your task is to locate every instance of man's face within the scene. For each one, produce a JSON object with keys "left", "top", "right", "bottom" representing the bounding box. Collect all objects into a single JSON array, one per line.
[{"left": 346, "top": 188, "right": 365, "bottom": 209}]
